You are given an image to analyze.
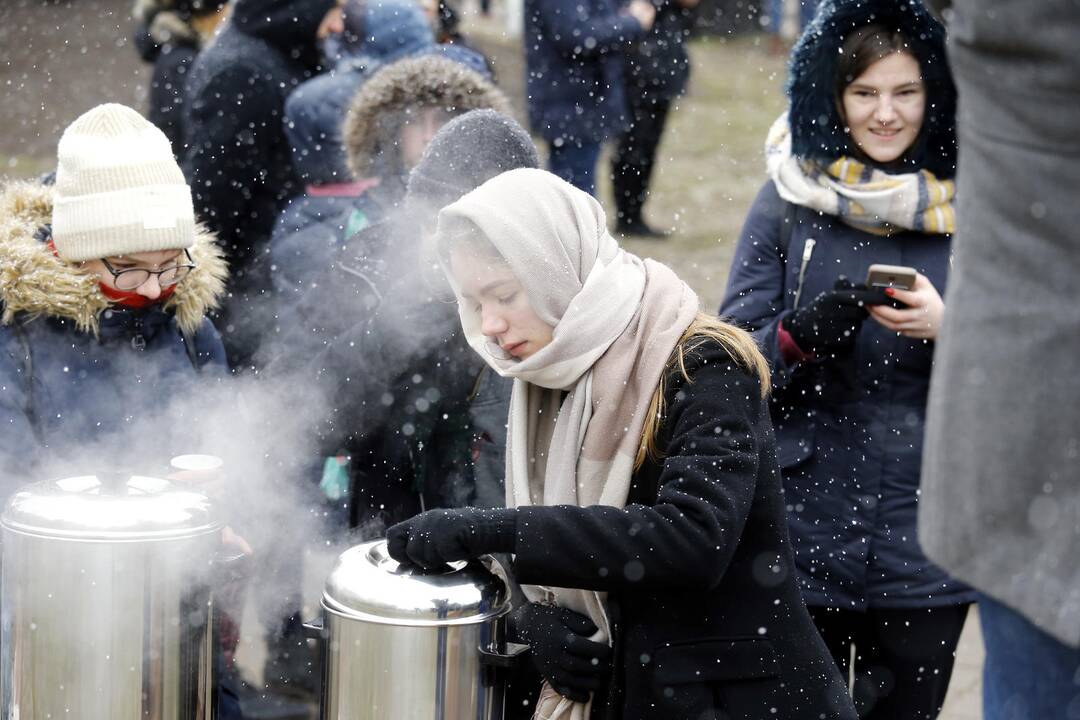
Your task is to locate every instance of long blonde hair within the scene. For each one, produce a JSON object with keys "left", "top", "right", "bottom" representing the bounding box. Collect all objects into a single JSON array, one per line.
[{"left": 634, "top": 312, "right": 771, "bottom": 471}]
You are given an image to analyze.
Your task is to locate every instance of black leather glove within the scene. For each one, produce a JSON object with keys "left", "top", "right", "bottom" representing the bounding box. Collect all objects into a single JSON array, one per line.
[
  {"left": 510, "top": 603, "right": 612, "bottom": 703},
  {"left": 386, "top": 508, "right": 518, "bottom": 569},
  {"left": 785, "top": 278, "right": 885, "bottom": 356}
]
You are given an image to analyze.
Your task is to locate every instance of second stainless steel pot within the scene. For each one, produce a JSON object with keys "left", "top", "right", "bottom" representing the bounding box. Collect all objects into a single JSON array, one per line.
[{"left": 314, "top": 539, "right": 526, "bottom": 720}]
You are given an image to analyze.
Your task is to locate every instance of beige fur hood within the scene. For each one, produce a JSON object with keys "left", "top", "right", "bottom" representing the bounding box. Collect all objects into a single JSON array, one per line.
[
  {"left": 0, "top": 181, "right": 228, "bottom": 336},
  {"left": 343, "top": 54, "right": 511, "bottom": 179}
]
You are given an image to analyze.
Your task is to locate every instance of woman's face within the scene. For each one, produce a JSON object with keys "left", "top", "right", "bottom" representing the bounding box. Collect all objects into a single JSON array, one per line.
[
  {"left": 842, "top": 51, "right": 925, "bottom": 165},
  {"left": 449, "top": 245, "right": 553, "bottom": 360},
  {"left": 83, "top": 249, "right": 185, "bottom": 300}
]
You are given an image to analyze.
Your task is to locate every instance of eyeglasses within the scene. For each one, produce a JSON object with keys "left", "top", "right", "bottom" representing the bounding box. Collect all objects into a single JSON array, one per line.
[{"left": 100, "top": 249, "right": 196, "bottom": 291}]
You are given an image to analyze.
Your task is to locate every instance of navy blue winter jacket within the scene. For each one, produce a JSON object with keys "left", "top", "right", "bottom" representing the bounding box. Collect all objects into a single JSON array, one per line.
[
  {"left": 720, "top": 181, "right": 974, "bottom": 609},
  {"left": 524, "top": 0, "right": 644, "bottom": 143},
  {"left": 0, "top": 183, "right": 228, "bottom": 497},
  {"left": 624, "top": 0, "right": 694, "bottom": 100}
]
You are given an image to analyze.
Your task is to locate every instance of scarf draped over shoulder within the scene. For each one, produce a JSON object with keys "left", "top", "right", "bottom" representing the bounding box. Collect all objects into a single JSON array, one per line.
[{"left": 436, "top": 168, "right": 699, "bottom": 720}]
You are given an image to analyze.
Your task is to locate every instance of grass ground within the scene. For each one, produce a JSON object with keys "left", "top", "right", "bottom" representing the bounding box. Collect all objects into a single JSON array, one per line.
[{"left": 611, "top": 35, "right": 788, "bottom": 310}]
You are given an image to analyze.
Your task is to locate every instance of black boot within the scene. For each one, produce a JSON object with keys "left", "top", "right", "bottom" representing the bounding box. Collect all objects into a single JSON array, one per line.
[{"left": 614, "top": 218, "right": 670, "bottom": 239}]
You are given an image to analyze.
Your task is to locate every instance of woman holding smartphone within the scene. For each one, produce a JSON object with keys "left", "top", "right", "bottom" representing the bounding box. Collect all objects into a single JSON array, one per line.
[
  {"left": 719, "top": 1, "right": 972, "bottom": 717},
  {"left": 385, "top": 168, "right": 856, "bottom": 720}
]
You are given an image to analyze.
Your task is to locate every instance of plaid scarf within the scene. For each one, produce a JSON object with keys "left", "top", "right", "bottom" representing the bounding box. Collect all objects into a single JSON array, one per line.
[{"left": 766, "top": 113, "right": 955, "bottom": 236}]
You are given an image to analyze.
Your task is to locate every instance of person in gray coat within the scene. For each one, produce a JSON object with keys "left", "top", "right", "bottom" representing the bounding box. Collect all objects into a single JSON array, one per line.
[{"left": 918, "top": 1, "right": 1080, "bottom": 717}]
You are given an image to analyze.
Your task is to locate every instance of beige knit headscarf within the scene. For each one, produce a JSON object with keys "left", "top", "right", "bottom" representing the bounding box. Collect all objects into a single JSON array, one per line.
[{"left": 437, "top": 168, "right": 699, "bottom": 719}]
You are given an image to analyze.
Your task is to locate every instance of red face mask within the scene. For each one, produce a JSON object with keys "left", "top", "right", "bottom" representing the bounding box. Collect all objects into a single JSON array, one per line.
[{"left": 98, "top": 282, "right": 176, "bottom": 309}]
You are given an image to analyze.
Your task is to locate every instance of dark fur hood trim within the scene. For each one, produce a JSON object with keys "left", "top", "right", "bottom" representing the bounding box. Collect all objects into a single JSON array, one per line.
[
  {"left": 787, "top": 0, "right": 957, "bottom": 177},
  {"left": 343, "top": 54, "right": 511, "bottom": 179}
]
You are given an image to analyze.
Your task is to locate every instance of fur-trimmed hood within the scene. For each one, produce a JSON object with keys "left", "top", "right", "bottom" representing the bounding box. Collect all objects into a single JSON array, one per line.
[
  {"left": 343, "top": 54, "right": 511, "bottom": 181},
  {"left": 0, "top": 181, "right": 228, "bottom": 336},
  {"left": 787, "top": 0, "right": 957, "bottom": 178}
]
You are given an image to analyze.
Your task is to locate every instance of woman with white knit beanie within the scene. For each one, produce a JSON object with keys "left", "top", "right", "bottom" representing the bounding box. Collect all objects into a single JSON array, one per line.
[
  {"left": 0, "top": 103, "right": 229, "bottom": 470},
  {"left": 0, "top": 103, "right": 238, "bottom": 714},
  {"left": 385, "top": 169, "right": 856, "bottom": 720}
]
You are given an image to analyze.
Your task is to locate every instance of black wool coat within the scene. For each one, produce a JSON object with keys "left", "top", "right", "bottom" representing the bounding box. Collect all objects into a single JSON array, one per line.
[
  {"left": 510, "top": 341, "right": 856, "bottom": 720},
  {"left": 182, "top": 0, "right": 334, "bottom": 367}
]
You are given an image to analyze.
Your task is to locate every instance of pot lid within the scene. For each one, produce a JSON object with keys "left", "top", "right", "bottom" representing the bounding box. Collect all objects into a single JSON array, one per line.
[
  {"left": 322, "top": 540, "right": 512, "bottom": 626},
  {"left": 1, "top": 473, "right": 221, "bottom": 541}
]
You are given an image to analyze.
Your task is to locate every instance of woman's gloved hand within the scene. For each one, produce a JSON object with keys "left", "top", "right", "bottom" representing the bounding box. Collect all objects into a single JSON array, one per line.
[
  {"left": 386, "top": 508, "right": 517, "bottom": 568},
  {"left": 785, "top": 278, "right": 885, "bottom": 356},
  {"left": 511, "top": 603, "right": 612, "bottom": 703}
]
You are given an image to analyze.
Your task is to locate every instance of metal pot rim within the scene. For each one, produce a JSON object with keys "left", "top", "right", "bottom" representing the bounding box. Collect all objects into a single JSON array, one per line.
[
  {"left": 0, "top": 520, "right": 223, "bottom": 542},
  {"left": 1, "top": 475, "right": 221, "bottom": 542},
  {"left": 319, "top": 540, "right": 513, "bottom": 626},
  {"left": 321, "top": 595, "right": 512, "bottom": 627}
]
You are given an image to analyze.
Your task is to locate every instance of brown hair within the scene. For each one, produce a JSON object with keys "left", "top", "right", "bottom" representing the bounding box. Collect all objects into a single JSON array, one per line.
[
  {"left": 634, "top": 312, "right": 771, "bottom": 470},
  {"left": 835, "top": 24, "right": 913, "bottom": 100}
]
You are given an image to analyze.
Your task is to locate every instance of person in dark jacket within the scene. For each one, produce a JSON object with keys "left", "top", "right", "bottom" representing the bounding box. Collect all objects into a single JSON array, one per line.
[
  {"left": 314, "top": 109, "right": 538, "bottom": 536},
  {"left": 385, "top": 168, "right": 857, "bottom": 720},
  {"left": 269, "top": 0, "right": 456, "bottom": 304},
  {"left": 719, "top": 1, "right": 972, "bottom": 716},
  {"left": 131, "top": 0, "right": 229, "bottom": 158},
  {"left": 0, "top": 103, "right": 237, "bottom": 717},
  {"left": 264, "top": 53, "right": 510, "bottom": 374},
  {"left": 253, "top": 63, "right": 512, "bottom": 696},
  {"left": 182, "top": 0, "right": 337, "bottom": 370},
  {"left": 524, "top": 0, "right": 656, "bottom": 194},
  {"left": 610, "top": 0, "right": 696, "bottom": 238}
]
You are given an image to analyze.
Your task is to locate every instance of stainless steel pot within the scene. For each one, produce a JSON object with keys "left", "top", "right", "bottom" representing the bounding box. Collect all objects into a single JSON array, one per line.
[
  {"left": 0, "top": 473, "right": 222, "bottom": 719},
  {"left": 313, "top": 539, "right": 527, "bottom": 720}
]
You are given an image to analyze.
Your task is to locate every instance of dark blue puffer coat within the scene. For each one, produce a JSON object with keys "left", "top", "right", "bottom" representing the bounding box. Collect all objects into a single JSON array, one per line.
[
  {"left": 524, "top": 0, "right": 645, "bottom": 143},
  {"left": 719, "top": 0, "right": 972, "bottom": 610},
  {"left": 0, "top": 182, "right": 229, "bottom": 498}
]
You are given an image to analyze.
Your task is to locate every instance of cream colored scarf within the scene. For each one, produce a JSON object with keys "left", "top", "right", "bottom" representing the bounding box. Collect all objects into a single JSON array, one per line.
[
  {"left": 436, "top": 169, "right": 699, "bottom": 720},
  {"left": 766, "top": 113, "right": 956, "bottom": 236}
]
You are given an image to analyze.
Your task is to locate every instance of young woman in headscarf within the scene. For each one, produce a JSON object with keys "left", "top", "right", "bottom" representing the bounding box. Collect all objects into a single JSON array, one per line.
[
  {"left": 719, "top": 1, "right": 972, "bottom": 716},
  {"left": 384, "top": 168, "right": 856, "bottom": 720}
]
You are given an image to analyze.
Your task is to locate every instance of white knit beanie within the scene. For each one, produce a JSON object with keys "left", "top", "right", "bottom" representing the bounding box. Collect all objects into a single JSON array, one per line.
[{"left": 52, "top": 103, "right": 195, "bottom": 262}]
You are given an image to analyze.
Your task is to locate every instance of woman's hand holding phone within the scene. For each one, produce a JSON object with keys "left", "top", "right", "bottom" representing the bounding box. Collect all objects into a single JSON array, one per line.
[{"left": 866, "top": 272, "right": 944, "bottom": 340}]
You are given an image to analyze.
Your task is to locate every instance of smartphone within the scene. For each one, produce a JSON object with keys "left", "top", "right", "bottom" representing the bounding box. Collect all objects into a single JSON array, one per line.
[{"left": 866, "top": 264, "right": 917, "bottom": 291}]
